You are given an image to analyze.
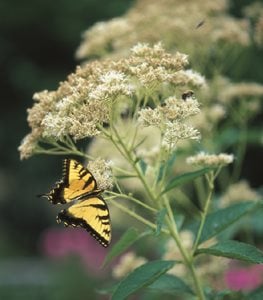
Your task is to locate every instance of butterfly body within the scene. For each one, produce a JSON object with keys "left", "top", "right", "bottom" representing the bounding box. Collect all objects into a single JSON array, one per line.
[{"left": 40, "top": 159, "right": 111, "bottom": 247}]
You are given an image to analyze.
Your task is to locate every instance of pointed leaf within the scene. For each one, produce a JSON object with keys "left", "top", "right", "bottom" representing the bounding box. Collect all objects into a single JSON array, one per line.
[
  {"left": 161, "top": 167, "right": 213, "bottom": 195},
  {"left": 188, "top": 202, "right": 258, "bottom": 245},
  {"left": 157, "top": 164, "right": 165, "bottom": 183},
  {"left": 138, "top": 159, "right": 147, "bottom": 175},
  {"left": 196, "top": 240, "right": 263, "bottom": 264},
  {"left": 103, "top": 228, "right": 149, "bottom": 267},
  {"left": 155, "top": 208, "right": 167, "bottom": 236},
  {"left": 112, "top": 260, "right": 175, "bottom": 300},
  {"left": 157, "top": 150, "right": 177, "bottom": 183},
  {"left": 148, "top": 273, "right": 193, "bottom": 295}
]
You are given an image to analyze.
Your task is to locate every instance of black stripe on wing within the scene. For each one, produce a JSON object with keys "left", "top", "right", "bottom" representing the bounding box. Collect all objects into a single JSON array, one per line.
[{"left": 56, "top": 209, "right": 111, "bottom": 248}]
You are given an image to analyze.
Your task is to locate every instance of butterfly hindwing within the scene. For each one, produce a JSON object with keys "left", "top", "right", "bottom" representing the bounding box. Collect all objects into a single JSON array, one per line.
[{"left": 57, "top": 196, "right": 111, "bottom": 247}]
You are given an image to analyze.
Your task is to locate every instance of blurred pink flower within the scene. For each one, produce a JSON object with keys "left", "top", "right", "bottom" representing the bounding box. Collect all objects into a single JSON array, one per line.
[
  {"left": 225, "top": 262, "right": 263, "bottom": 291},
  {"left": 40, "top": 227, "right": 108, "bottom": 273}
]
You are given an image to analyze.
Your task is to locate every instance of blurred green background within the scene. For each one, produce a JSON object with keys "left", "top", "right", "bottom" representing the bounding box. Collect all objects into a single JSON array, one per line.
[
  {"left": 0, "top": 0, "right": 262, "bottom": 299},
  {"left": 0, "top": 0, "right": 133, "bottom": 299}
]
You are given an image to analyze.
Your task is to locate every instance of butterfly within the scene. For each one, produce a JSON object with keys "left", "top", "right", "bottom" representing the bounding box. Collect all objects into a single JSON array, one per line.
[{"left": 39, "top": 159, "right": 111, "bottom": 247}]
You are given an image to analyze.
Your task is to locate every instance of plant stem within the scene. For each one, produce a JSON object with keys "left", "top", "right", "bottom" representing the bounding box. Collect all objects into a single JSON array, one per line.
[
  {"left": 192, "top": 172, "right": 214, "bottom": 253},
  {"left": 164, "top": 197, "right": 205, "bottom": 300},
  {"left": 105, "top": 122, "right": 205, "bottom": 299},
  {"left": 110, "top": 200, "right": 168, "bottom": 234},
  {"left": 111, "top": 124, "right": 157, "bottom": 205},
  {"left": 107, "top": 191, "right": 157, "bottom": 213}
]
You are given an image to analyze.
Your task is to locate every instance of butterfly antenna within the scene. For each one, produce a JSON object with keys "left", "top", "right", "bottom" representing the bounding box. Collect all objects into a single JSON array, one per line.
[{"left": 37, "top": 193, "right": 48, "bottom": 198}]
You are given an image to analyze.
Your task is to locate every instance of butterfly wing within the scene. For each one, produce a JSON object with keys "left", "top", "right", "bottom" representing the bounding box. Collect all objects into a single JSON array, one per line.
[
  {"left": 57, "top": 196, "right": 111, "bottom": 247},
  {"left": 44, "top": 159, "right": 99, "bottom": 204}
]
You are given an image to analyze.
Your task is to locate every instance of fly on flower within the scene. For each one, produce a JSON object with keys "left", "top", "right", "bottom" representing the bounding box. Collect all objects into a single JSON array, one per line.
[{"left": 182, "top": 90, "right": 194, "bottom": 101}]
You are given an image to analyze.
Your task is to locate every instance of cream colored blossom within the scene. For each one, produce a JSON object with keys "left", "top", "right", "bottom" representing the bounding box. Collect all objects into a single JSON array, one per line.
[
  {"left": 76, "top": 0, "right": 249, "bottom": 62},
  {"left": 76, "top": 17, "right": 133, "bottom": 59},
  {"left": 136, "top": 146, "right": 160, "bottom": 165},
  {"left": 211, "top": 17, "right": 249, "bottom": 46},
  {"left": 255, "top": 16, "right": 263, "bottom": 46},
  {"left": 112, "top": 251, "right": 147, "bottom": 279},
  {"left": 87, "top": 158, "right": 113, "bottom": 190},
  {"left": 138, "top": 107, "right": 163, "bottom": 127},
  {"left": 160, "top": 96, "right": 200, "bottom": 120},
  {"left": 18, "top": 129, "right": 41, "bottom": 160},
  {"left": 196, "top": 255, "right": 228, "bottom": 282},
  {"left": 89, "top": 70, "right": 133, "bottom": 101},
  {"left": 20, "top": 43, "right": 204, "bottom": 159},
  {"left": 163, "top": 231, "right": 194, "bottom": 277},
  {"left": 220, "top": 82, "right": 263, "bottom": 103},
  {"left": 139, "top": 94, "right": 201, "bottom": 149},
  {"left": 186, "top": 152, "right": 234, "bottom": 167},
  {"left": 193, "top": 104, "right": 226, "bottom": 132},
  {"left": 220, "top": 180, "right": 260, "bottom": 208},
  {"left": 125, "top": 43, "right": 191, "bottom": 90},
  {"left": 163, "top": 121, "right": 201, "bottom": 149},
  {"left": 170, "top": 70, "right": 206, "bottom": 87}
]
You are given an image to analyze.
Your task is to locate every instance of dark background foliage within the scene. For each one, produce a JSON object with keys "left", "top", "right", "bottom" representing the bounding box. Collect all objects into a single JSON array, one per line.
[
  {"left": 0, "top": 0, "right": 261, "bottom": 299},
  {"left": 0, "top": 0, "right": 133, "bottom": 298}
]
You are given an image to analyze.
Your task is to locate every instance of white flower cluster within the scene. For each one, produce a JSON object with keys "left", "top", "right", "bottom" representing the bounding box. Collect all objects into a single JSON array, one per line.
[
  {"left": 186, "top": 152, "right": 234, "bottom": 167},
  {"left": 87, "top": 158, "right": 113, "bottom": 191},
  {"left": 138, "top": 94, "right": 201, "bottom": 149}
]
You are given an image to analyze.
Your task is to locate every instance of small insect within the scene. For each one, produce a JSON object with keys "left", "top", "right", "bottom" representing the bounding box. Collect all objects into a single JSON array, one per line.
[
  {"left": 195, "top": 20, "right": 205, "bottom": 29},
  {"left": 181, "top": 90, "right": 194, "bottom": 100}
]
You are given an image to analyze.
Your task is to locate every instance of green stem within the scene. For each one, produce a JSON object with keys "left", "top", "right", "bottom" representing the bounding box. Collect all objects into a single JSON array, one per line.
[
  {"left": 192, "top": 173, "right": 214, "bottom": 253},
  {"left": 110, "top": 200, "right": 168, "bottom": 234},
  {"left": 104, "top": 120, "right": 205, "bottom": 298},
  {"left": 107, "top": 191, "right": 157, "bottom": 213},
  {"left": 112, "top": 124, "right": 157, "bottom": 205},
  {"left": 164, "top": 197, "right": 205, "bottom": 300}
]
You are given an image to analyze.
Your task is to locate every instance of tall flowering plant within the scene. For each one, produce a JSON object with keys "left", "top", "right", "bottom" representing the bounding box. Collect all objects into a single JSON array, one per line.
[{"left": 19, "top": 44, "right": 263, "bottom": 299}]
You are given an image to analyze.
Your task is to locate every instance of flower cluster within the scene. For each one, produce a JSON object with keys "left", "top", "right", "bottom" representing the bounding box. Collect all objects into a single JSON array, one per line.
[
  {"left": 112, "top": 252, "right": 147, "bottom": 279},
  {"left": 76, "top": 0, "right": 250, "bottom": 61},
  {"left": 138, "top": 94, "right": 201, "bottom": 149},
  {"left": 87, "top": 158, "right": 113, "bottom": 191},
  {"left": 186, "top": 152, "right": 234, "bottom": 167},
  {"left": 219, "top": 82, "right": 263, "bottom": 103},
  {"left": 220, "top": 180, "right": 260, "bottom": 208},
  {"left": 19, "top": 43, "right": 204, "bottom": 159}
]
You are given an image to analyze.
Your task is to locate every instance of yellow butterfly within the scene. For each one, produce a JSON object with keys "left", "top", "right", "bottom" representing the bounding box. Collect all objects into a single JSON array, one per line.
[{"left": 40, "top": 159, "right": 111, "bottom": 247}]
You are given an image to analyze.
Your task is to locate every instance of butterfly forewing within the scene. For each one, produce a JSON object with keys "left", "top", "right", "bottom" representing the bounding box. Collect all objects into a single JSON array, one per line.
[
  {"left": 45, "top": 159, "right": 98, "bottom": 204},
  {"left": 57, "top": 196, "right": 111, "bottom": 247},
  {"left": 64, "top": 159, "right": 98, "bottom": 201}
]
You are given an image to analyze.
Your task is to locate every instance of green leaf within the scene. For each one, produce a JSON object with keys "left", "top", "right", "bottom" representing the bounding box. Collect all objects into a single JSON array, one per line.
[
  {"left": 138, "top": 159, "right": 147, "bottom": 175},
  {"left": 208, "top": 289, "right": 245, "bottom": 300},
  {"left": 188, "top": 202, "right": 258, "bottom": 246},
  {"left": 103, "top": 228, "right": 147, "bottom": 267},
  {"left": 248, "top": 286, "right": 263, "bottom": 300},
  {"left": 196, "top": 240, "right": 263, "bottom": 264},
  {"left": 148, "top": 273, "right": 193, "bottom": 295},
  {"left": 155, "top": 208, "right": 167, "bottom": 236},
  {"left": 111, "top": 260, "right": 175, "bottom": 300},
  {"left": 167, "top": 150, "right": 177, "bottom": 171},
  {"left": 157, "top": 163, "right": 165, "bottom": 183},
  {"left": 161, "top": 167, "right": 212, "bottom": 195},
  {"left": 157, "top": 150, "right": 177, "bottom": 183},
  {"left": 218, "top": 127, "right": 263, "bottom": 148}
]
